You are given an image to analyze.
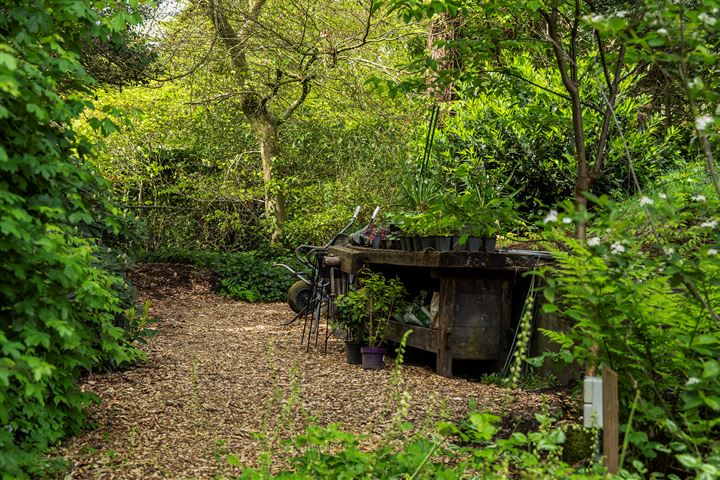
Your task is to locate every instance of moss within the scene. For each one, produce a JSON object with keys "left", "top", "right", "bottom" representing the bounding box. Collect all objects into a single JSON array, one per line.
[{"left": 559, "top": 421, "right": 597, "bottom": 465}]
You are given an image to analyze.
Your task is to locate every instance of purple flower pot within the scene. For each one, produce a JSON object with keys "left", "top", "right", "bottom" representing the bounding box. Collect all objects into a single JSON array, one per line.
[{"left": 360, "top": 346, "right": 386, "bottom": 370}]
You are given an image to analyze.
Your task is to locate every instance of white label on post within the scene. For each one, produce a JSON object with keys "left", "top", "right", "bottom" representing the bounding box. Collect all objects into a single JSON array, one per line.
[{"left": 583, "top": 376, "right": 603, "bottom": 428}]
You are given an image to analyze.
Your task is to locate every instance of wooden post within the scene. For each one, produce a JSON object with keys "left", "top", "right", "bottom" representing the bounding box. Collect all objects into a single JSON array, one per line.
[
  {"left": 603, "top": 366, "right": 619, "bottom": 474},
  {"left": 436, "top": 278, "right": 455, "bottom": 377}
]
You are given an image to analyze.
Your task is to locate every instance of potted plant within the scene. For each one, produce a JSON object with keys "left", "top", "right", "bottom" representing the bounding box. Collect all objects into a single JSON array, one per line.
[
  {"left": 449, "top": 166, "right": 523, "bottom": 252},
  {"left": 334, "top": 291, "right": 368, "bottom": 364},
  {"left": 337, "top": 270, "right": 406, "bottom": 369},
  {"left": 360, "top": 271, "right": 406, "bottom": 369}
]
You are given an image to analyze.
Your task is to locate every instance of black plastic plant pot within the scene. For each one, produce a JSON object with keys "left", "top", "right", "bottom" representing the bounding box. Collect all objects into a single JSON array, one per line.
[
  {"left": 421, "top": 236, "right": 435, "bottom": 250},
  {"left": 435, "top": 236, "right": 452, "bottom": 251},
  {"left": 346, "top": 341, "right": 363, "bottom": 365},
  {"left": 467, "top": 236, "right": 481, "bottom": 252},
  {"left": 484, "top": 236, "right": 497, "bottom": 252},
  {"left": 451, "top": 235, "right": 465, "bottom": 251},
  {"left": 412, "top": 237, "right": 423, "bottom": 251}
]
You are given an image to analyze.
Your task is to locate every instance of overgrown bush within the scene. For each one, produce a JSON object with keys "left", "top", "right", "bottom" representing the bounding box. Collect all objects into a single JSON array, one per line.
[
  {"left": 432, "top": 57, "right": 686, "bottom": 215},
  {"left": 0, "top": 0, "right": 148, "bottom": 476},
  {"left": 216, "top": 251, "right": 300, "bottom": 303}
]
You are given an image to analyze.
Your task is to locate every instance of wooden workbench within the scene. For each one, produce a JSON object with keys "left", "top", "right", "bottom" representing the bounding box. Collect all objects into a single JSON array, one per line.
[{"left": 327, "top": 246, "right": 553, "bottom": 377}]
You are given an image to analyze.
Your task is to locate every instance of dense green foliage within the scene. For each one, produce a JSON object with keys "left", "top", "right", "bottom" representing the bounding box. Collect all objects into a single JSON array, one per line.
[
  {"left": 139, "top": 249, "right": 302, "bottom": 303},
  {"left": 0, "top": 0, "right": 148, "bottom": 476},
  {"left": 3, "top": 0, "right": 720, "bottom": 475},
  {"left": 238, "top": 413, "right": 606, "bottom": 480},
  {"left": 87, "top": 85, "right": 418, "bottom": 251},
  {"left": 535, "top": 169, "right": 720, "bottom": 477}
]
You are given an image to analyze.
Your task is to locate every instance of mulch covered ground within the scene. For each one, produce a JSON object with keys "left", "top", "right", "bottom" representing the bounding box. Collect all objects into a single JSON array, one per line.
[{"left": 55, "top": 263, "right": 570, "bottom": 479}]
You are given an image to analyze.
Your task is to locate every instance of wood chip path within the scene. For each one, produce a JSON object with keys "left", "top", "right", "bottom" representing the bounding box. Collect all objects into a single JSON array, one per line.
[{"left": 55, "top": 263, "right": 567, "bottom": 479}]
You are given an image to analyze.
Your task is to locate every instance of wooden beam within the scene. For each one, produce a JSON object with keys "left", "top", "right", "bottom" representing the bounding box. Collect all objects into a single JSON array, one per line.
[
  {"left": 327, "top": 245, "right": 553, "bottom": 272},
  {"left": 603, "top": 366, "right": 619, "bottom": 474},
  {"left": 436, "top": 278, "right": 455, "bottom": 377},
  {"left": 385, "top": 320, "right": 438, "bottom": 352}
]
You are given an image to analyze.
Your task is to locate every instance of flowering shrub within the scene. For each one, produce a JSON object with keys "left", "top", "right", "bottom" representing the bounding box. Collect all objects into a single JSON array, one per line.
[{"left": 535, "top": 170, "right": 720, "bottom": 477}]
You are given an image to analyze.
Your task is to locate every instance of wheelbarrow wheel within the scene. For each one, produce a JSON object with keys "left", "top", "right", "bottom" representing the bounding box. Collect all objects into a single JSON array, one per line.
[{"left": 288, "top": 280, "right": 312, "bottom": 314}]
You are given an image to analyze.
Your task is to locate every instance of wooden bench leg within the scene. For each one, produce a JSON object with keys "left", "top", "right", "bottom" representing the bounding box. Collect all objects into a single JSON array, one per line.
[{"left": 436, "top": 278, "right": 455, "bottom": 377}]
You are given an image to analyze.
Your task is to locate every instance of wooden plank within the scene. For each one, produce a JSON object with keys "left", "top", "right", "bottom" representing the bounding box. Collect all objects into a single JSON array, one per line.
[
  {"left": 327, "top": 245, "right": 552, "bottom": 272},
  {"left": 436, "top": 278, "right": 455, "bottom": 377},
  {"left": 329, "top": 245, "right": 442, "bottom": 268},
  {"left": 500, "top": 277, "right": 513, "bottom": 354},
  {"left": 327, "top": 246, "right": 364, "bottom": 274},
  {"left": 385, "top": 320, "right": 438, "bottom": 353},
  {"left": 603, "top": 367, "right": 619, "bottom": 474},
  {"left": 451, "top": 327, "right": 501, "bottom": 359}
]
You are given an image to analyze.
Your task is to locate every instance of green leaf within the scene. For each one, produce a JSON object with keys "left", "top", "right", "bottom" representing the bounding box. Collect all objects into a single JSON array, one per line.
[
  {"left": 0, "top": 52, "right": 17, "bottom": 71},
  {"left": 702, "top": 360, "right": 720, "bottom": 379},
  {"left": 676, "top": 454, "right": 701, "bottom": 469}
]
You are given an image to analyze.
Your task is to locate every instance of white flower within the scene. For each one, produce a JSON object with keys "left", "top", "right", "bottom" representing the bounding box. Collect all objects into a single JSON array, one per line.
[
  {"left": 611, "top": 242, "right": 626, "bottom": 254},
  {"left": 657, "top": 28, "right": 668, "bottom": 35},
  {"left": 591, "top": 14, "right": 604, "bottom": 22},
  {"left": 687, "top": 377, "right": 701, "bottom": 385},
  {"left": 692, "top": 194, "right": 707, "bottom": 202},
  {"left": 700, "top": 220, "right": 718, "bottom": 228},
  {"left": 615, "top": 10, "right": 627, "bottom": 18},
  {"left": 543, "top": 210, "right": 558, "bottom": 224},
  {"left": 695, "top": 115, "right": 714, "bottom": 131},
  {"left": 562, "top": 217, "right": 573, "bottom": 224},
  {"left": 709, "top": 249, "right": 718, "bottom": 256},
  {"left": 640, "top": 196, "right": 654, "bottom": 206},
  {"left": 587, "top": 237, "right": 601, "bottom": 247},
  {"left": 659, "top": 193, "right": 667, "bottom": 199},
  {"left": 665, "top": 247, "right": 675, "bottom": 256},
  {"left": 689, "top": 77, "right": 704, "bottom": 90},
  {"left": 698, "top": 12, "right": 717, "bottom": 26}
]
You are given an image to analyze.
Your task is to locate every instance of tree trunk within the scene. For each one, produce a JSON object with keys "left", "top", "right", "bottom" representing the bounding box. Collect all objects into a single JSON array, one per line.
[
  {"left": 427, "top": 12, "right": 460, "bottom": 103},
  {"left": 250, "top": 113, "right": 286, "bottom": 244}
]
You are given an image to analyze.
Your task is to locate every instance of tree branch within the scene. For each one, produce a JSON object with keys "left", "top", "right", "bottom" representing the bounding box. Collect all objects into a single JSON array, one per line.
[
  {"left": 281, "top": 76, "right": 312, "bottom": 121},
  {"left": 592, "top": 43, "right": 626, "bottom": 180},
  {"left": 207, "top": 0, "right": 248, "bottom": 79}
]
